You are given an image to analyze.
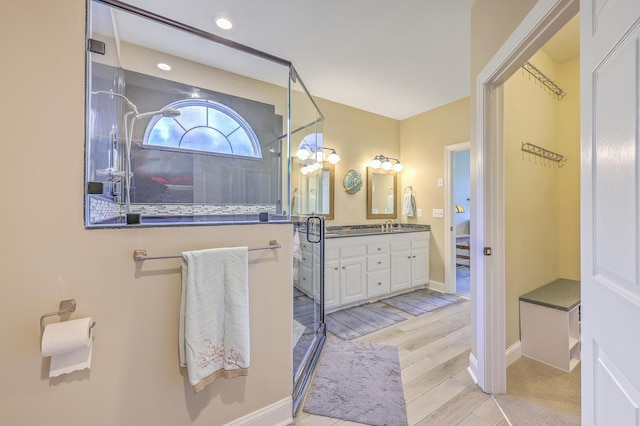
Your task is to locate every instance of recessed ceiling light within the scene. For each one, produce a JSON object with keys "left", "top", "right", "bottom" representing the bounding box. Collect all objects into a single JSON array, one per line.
[
  {"left": 214, "top": 16, "right": 233, "bottom": 30},
  {"left": 157, "top": 63, "right": 171, "bottom": 71}
]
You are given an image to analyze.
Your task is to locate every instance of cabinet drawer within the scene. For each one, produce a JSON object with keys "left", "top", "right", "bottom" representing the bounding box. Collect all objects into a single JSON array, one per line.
[
  {"left": 325, "top": 248, "right": 339, "bottom": 260},
  {"left": 340, "top": 245, "right": 366, "bottom": 258},
  {"left": 368, "top": 253, "right": 390, "bottom": 271},
  {"left": 412, "top": 239, "right": 429, "bottom": 249},
  {"left": 300, "top": 241, "right": 313, "bottom": 251},
  {"left": 367, "top": 270, "right": 390, "bottom": 297},
  {"left": 367, "top": 243, "right": 390, "bottom": 254},
  {"left": 391, "top": 241, "right": 410, "bottom": 251}
]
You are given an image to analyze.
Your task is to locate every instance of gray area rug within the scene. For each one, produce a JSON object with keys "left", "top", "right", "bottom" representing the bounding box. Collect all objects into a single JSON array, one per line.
[
  {"left": 381, "top": 288, "right": 463, "bottom": 316},
  {"left": 303, "top": 337, "right": 408, "bottom": 426},
  {"left": 326, "top": 303, "right": 407, "bottom": 340}
]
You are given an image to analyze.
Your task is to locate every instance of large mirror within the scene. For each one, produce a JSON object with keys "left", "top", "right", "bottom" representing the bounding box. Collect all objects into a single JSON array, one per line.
[
  {"left": 367, "top": 167, "right": 397, "bottom": 219},
  {"left": 293, "top": 163, "right": 334, "bottom": 219}
]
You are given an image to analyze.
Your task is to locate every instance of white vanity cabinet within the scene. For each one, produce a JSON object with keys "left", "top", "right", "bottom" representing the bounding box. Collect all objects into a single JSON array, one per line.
[
  {"left": 391, "top": 236, "right": 430, "bottom": 291},
  {"left": 325, "top": 246, "right": 364, "bottom": 310},
  {"left": 367, "top": 242, "right": 391, "bottom": 298},
  {"left": 326, "top": 230, "right": 430, "bottom": 311}
]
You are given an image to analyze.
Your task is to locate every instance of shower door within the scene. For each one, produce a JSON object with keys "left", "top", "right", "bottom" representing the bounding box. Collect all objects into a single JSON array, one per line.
[{"left": 292, "top": 215, "right": 325, "bottom": 414}]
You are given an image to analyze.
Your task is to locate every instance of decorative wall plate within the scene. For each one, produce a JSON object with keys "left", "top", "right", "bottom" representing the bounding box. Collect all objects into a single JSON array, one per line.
[{"left": 342, "top": 169, "right": 363, "bottom": 194}]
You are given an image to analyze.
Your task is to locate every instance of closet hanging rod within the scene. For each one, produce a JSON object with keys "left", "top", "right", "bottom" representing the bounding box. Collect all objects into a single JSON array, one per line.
[{"left": 133, "top": 240, "right": 281, "bottom": 262}]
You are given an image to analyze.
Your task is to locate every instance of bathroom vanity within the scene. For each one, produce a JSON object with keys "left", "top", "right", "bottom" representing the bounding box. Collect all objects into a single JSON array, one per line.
[{"left": 296, "top": 225, "right": 430, "bottom": 313}]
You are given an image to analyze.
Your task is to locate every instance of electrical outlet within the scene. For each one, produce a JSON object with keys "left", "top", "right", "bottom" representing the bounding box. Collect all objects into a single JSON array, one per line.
[
  {"left": 432, "top": 208, "right": 444, "bottom": 218},
  {"left": 437, "top": 178, "right": 444, "bottom": 187},
  {"left": 417, "top": 209, "right": 422, "bottom": 217}
]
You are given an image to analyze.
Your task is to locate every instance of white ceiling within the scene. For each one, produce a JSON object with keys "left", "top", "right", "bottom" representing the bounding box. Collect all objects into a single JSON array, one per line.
[
  {"left": 110, "top": 0, "right": 474, "bottom": 120},
  {"left": 102, "top": 1, "right": 579, "bottom": 121}
]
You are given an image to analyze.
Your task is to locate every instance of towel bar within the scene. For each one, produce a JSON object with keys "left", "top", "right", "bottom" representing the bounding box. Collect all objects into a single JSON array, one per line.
[{"left": 133, "top": 240, "right": 281, "bottom": 262}]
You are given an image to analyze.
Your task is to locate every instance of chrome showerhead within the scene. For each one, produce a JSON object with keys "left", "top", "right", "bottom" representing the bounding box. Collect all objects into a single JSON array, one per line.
[{"left": 135, "top": 108, "right": 181, "bottom": 119}]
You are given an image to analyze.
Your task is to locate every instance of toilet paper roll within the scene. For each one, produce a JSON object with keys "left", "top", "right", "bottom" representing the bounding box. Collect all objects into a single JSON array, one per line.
[{"left": 42, "top": 317, "right": 93, "bottom": 378}]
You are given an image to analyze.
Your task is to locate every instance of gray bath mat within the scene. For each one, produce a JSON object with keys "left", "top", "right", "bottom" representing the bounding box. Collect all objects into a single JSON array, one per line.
[
  {"left": 326, "top": 303, "right": 407, "bottom": 340},
  {"left": 382, "top": 288, "right": 462, "bottom": 316},
  {"left": 303, "top": 338, "right": 408, "bottom": 426}
]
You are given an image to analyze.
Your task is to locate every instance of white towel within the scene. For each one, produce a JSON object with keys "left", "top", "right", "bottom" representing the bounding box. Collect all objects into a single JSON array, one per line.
[
  {"left": 292, "top": 194, "right": 301, "bottom": 215},
  {"left": 179, "top": 247, "right": 250, "bottom": 393},
  {"left": 293, "top": 229, "right": 302, "bottom": 261},
  {"left": 402, "top": 193, "right": 416, "bottom": 217},
  {"left": 386, "top": 194, "right": 394, "bottom": 213}
]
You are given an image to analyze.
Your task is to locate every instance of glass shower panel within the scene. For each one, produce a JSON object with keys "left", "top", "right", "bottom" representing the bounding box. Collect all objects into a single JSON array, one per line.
[
  {"left": 86, "top": 0, "right": 291, "bottom": 227},
  {"left": 289, "top": 67, "right": 326, "bottom": 415}
]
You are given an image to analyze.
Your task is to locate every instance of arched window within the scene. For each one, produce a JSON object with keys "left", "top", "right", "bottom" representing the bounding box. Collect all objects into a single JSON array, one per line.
[{"left": 143, "top": 99, "right": 262, "bottom": 158}]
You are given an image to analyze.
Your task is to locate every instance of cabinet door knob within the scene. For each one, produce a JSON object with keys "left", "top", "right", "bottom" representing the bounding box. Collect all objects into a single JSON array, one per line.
[
  {"left": 408, "top": 256, "right": 411, "bottom": 259},
  {"left": 378, "top": 261, "right": 382, "bottom": 264},
  {"left": 342, "top": 266, "right": 346, "bottom": 269},
  {"left": 334, "top": 267, "right": 339, "bottom": 270},
  {"left": 378, "top": 282, "right": 382, "bottom": 285},
  {"left": 377, "top": 248, "right": 381, "bottom": 251}
]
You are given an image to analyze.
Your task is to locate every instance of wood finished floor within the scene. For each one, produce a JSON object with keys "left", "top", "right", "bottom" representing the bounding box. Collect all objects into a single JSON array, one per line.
[{"left": 292, "top": 299, "right": 508, "bottom": 426}]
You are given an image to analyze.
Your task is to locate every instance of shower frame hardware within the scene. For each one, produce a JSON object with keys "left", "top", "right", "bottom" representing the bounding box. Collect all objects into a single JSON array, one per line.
[
  {"left": 521, "top": 142, "right": 568, "bottom": 168},
  {"left": 132, "top": 240, "right": 282, "bottom": 262},
  {"left": 521, "top": 61, "right": 567, "bottom": 100}
]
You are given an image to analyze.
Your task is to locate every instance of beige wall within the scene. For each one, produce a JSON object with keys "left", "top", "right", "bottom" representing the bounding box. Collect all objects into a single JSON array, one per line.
[
  {"left": 315, "top": 98, "right": 401, "bottom": 225},
  {"left": 400, "top": 98, "right": 471, "bottom": 284},
  {"left": 504, "top": 50, "right": 580, "bottom": 347},
  {"left": 557, "top": 57, "right": 581, "bottom": 279},
  {"left": 0, "top": 2, "right": 292, "bottom": 425}
]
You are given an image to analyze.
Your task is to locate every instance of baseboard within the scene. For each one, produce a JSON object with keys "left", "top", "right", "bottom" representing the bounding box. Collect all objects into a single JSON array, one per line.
[
  {"left": 224, "top": 397, "right": 292, "bottom": 426},
  {"left": 468, "top": 352, "right": 479, "bottom": 384},
  {"left": 428, "top": 280, "right": 446, "bottom": 293},
  {"left": 506, "top": 341, "right": 522, "bottom": 366}
]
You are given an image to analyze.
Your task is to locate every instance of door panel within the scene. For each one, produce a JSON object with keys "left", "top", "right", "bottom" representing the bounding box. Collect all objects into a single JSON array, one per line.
[{"left": 582, "top": 0, "right": 640, "bottom": 423}]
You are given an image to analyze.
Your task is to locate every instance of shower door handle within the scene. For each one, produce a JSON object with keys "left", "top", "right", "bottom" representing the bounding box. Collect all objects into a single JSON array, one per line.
[{"left": 305, "top": 215, "right": 322, "bottom": 244}]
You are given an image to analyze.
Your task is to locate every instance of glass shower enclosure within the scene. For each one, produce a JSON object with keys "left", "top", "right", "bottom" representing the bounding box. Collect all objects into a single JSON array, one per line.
[{"left": 86, "top": 0, "right": 326, "bottom": 417}]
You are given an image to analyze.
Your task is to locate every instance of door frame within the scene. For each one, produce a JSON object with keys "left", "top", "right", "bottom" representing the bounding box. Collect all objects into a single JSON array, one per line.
[
  {"left": 444, "top": 141, "right": 470, "bottom": 294},
  {"left": 471, "top": 0, "right": 578, "bottom": 393}
]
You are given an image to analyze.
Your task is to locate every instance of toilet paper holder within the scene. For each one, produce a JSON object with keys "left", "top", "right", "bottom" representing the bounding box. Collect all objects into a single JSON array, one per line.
[{"left": 40, "top": 299, "right": 96, "bottom": 338}]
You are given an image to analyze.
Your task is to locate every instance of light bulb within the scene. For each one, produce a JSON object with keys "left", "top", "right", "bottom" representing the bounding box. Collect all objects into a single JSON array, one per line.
[
  {"left": 214, "top": 17, "right": 233, "bottom": 30},
  {"left": 327, "top": 151, "right": 340, "bottom": 164},
  {"left": 296, "top": 148, "right": 311, "bottom": 160},
  {"left": 382, "top": 160, "right": 393, "bottom": 170},
  {"left": 313, "top": 162, "right": 321, "bottom": 171},
  {"left": 300, "top": 166, "right": 309, "bottom": 175},
  {"left": 392, "top": 162, "right": 404, "bottom": 172},
  {"left": 371, "top": 158, "right": 382, "bottom": 168}
]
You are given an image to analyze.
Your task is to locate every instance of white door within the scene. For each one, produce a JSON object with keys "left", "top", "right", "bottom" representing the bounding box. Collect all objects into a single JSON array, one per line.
[{"left": 581, "top": 0, "right": 640, "bottom": 423}]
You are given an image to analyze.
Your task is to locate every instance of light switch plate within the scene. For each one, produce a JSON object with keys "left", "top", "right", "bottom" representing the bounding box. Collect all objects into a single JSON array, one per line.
[
  {"left": 437, "top": 178, "right": 444, "bottom": 187},
  {"left": 432, "top": 208, "right": 444, "bottom": 218},
  {"left": 417, "top": 209, "right": 422, "bottom": 217}
]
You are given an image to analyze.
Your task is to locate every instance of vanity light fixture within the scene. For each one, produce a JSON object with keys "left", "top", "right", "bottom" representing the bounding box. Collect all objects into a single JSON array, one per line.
[
  {"left": 370, "top": 154, "right": 403, "bottom": 172},
  {"left": 157, "top": 63, "right": 171, "bottom": 71},
  {"left": 296, "top": 144, "right": 341, "bottom": 164}
]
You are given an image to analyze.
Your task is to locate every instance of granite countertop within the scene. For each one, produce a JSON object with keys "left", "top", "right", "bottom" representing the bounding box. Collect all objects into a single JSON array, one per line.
[
  {"left": 519, "top": 278, "right": 581, "bottom": 311},
  {"left": 324, "top": 224, "right": 430, "bottom": 238}
]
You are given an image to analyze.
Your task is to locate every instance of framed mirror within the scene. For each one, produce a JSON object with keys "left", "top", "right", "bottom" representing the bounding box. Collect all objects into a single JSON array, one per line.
[
  {"left": 293, "top": 162, "right": 334, "bottom": 220},
  {"left": 367, "top": 167, "right": 397, "bottom": 219}
]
